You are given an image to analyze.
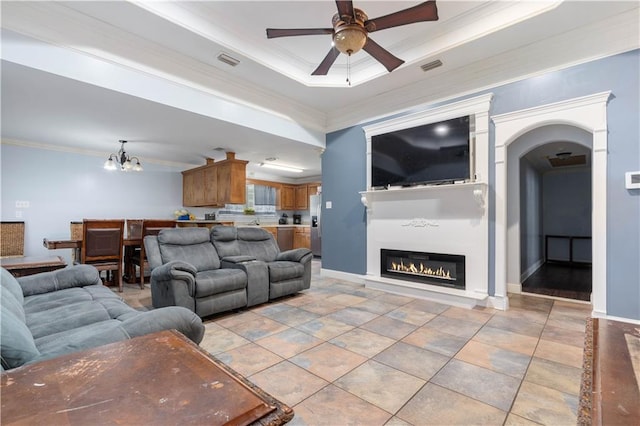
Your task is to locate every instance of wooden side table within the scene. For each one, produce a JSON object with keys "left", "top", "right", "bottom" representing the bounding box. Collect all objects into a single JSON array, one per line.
[{"left": 0, "top": 256, "right": 66, "bottom": 277}]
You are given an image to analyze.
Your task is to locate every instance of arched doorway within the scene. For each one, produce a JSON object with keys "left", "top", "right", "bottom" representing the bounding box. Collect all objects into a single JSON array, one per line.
[
  {"left": 493, "top": 92, "right": 610, "bottom": 316},
  {"left": 513, "top": 135, "right": 592, "bottom": 301}
]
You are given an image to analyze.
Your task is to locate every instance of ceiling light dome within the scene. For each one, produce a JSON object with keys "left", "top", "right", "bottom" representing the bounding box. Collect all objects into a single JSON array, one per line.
[
  {"left": 333, "top": 25, "right": 367, "bottom": 55},
  {"left": 332, "top": 8, "right": 368, "bottom": 55}
]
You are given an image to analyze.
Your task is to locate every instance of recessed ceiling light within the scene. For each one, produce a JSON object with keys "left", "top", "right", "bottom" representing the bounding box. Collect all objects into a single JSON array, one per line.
[{"left": 259, "top": 163, "right": 303, "bottom": 173}]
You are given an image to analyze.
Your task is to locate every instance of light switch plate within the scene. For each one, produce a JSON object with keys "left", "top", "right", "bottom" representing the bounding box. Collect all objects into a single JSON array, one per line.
[
  {"left": 625, "top": 171, "right": 640, "bottom": 189},
  {"left": 326, "top": 201, "right": 332, "bottom": 209}
]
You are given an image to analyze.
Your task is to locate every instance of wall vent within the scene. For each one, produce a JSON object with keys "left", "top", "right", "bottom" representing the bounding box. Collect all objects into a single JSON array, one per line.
[
  {"left": 420, "top": 60, "right": 443, "bottom": 72},
  {"left": 217, "top": 53, "right": 240, "bottom": 67}
]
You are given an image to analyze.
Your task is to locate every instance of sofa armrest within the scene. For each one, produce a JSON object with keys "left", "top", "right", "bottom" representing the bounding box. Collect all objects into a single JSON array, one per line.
[
  {"left": 222, "top": 255, "right": 256, "bottom": 264},
  {"left": 152, "top": 260, "right": 197, "bottom": 278},
  {"left": 120, "top": 306, "right": 205, "bottom": 344},
  {"left": 17, "top": 265, "right": 102, "bottom": 297},
  {"left": 276, "top": 248, "right": 312, "bottom": 263}
]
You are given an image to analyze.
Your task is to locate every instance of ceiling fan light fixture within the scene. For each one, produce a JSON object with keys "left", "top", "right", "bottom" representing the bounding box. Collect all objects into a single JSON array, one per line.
[{"left": 333, "top": 24, "right": 367, "bottom": 55}]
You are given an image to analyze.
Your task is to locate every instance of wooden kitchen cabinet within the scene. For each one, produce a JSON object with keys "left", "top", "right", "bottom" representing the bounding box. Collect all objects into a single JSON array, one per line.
[
  {"left": 293, "top": 227, "right": 311, "bottom": 249},
  {"left": 262, "top": 226, "right": 278, "bottom": 241},
  {"left": 307, "top": 183, "right": 320, "bottom": 196},
  {"left": 182, "top": 152, "right": 247, "bottom": 207},
  {"left": 294, "top": 185, "right": 308, "bottom": 210},
  {"left": 278, "top": 185, "right": 295, "bottom": 210}
]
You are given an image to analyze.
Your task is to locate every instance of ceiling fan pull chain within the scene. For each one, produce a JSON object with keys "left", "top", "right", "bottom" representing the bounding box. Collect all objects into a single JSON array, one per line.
[{"left": 346, "top": 52, "right": 351, "bottom": 86}]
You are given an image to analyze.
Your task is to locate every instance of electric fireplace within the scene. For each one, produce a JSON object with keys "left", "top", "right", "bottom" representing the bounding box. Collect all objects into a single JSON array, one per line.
[{"left": 380, "top": 249, "right": 466, "bottom": 290}]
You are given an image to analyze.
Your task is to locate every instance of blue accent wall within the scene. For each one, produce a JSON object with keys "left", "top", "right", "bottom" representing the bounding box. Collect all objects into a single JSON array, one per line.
[
  {"left": 321, "top": 127, "right": 367, "bottom": 273},
  {"left": 324, "top": 49, "right": 640, "bottom": 320}
]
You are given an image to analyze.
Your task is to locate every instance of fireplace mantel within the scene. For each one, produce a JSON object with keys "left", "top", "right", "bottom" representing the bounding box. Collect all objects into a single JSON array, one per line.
[
  {"left": 362, "top": 93, "right": 499, "bottom": 309},
  {"left": 359, "top": 182, "right": 486, "bottom": 209}
]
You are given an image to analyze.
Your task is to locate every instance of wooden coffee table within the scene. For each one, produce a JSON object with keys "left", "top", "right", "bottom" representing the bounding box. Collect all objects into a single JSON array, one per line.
[{"left": 1, "top": 330, "right": 293, "bottom": 425}]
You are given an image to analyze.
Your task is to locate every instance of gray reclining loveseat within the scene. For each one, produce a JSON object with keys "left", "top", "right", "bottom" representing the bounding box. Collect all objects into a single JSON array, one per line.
[
  {"left": 144, "top": 226, "right": 312, "bottom": 318},
  {"left": 1, "top": 265, "right": 204, "bottom": 371},
  {"left": 211, "top": 226, "right": 313, "bottom": 301}
]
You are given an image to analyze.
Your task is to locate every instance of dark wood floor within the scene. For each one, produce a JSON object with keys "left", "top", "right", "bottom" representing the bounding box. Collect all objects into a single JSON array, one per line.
[{"left": 522, "top": 262, "right": 592, "bottom": 301}]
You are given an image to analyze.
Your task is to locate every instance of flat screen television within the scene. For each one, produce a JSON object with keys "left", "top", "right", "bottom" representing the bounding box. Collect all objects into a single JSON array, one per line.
[{"left": 371, "top": 115, "right": 473, "bottom": 188}]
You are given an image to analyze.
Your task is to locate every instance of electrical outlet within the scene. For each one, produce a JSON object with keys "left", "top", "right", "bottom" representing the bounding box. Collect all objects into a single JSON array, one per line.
[{"left": 15, "top": 210, "right": 22, "bottom": 218}]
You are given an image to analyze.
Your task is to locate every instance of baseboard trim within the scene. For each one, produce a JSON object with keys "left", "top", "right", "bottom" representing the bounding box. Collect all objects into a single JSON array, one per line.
[
  {"left": 507, "top": 282, "right": 522, "bottom": 294},
  {"left": 520, "top": 258, "right": 544, "bottom": 282},
  {"left": 591, "top": 311, "right": 640, "bottom": 325},
  {"left": 320, "top": 268, "right": 366, "bottom": 285}
]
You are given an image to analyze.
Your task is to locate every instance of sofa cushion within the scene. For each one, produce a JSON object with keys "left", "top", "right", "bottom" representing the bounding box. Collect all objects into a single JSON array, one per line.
[
  {"left": 211, "top": 226, "right": 242, "bottom": 258},
  {"left": 1, "top": 308, "right": 40, "bottom": 369},
  {"left": 2, "top": 268, "right": 24, "bottom": 304},
  {"left": 194, "top": 269, "right": 246, "bottom": 298},
  {"left": 158, "top": 228, "right": 221, "bottom": 271},
  {"left": 33, "top": 320, "right": 130, "bottom": 363},
  {"left": 22, "top": 285, "right": 110, "bottom": 315},
  {"left": 268, "top": 261, "right": 305, "bottom": 282},
  {"left": 27, "top": 301, "right": 112, "bottom": 339},
  {"left": 2, "top": 287, "right": 26, "bottom": 323}
]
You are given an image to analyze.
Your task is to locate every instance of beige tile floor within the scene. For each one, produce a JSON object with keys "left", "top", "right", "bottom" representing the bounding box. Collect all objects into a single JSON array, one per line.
[{"left": 121, "top": 260, "right": 591, "bottom": 425}]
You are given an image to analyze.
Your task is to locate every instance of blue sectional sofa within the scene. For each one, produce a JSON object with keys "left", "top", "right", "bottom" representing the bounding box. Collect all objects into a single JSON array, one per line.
[{"left": 1, "top": 265, "right": 204, "bottom": 371}]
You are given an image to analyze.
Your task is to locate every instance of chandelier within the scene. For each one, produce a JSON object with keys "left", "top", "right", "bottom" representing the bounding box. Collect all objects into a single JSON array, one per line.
[{"left": 104, "top": 140, "right": 143, "bottom": 172}]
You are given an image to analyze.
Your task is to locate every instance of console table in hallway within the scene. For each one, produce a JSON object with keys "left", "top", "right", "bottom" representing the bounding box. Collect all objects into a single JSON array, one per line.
[{"left": 1, "top": 330, "right": 293, "bottom": 425}]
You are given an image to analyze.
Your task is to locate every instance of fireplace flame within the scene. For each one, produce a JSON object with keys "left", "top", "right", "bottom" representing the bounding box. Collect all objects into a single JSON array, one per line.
[{"left": 390, "top": 259, "right": 453, "bottom": 280}]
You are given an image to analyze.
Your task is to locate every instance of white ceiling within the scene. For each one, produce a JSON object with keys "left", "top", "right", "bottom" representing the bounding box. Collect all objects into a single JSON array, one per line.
[{"left": 1, "top": 1, "right": 638, "bottom": 180}]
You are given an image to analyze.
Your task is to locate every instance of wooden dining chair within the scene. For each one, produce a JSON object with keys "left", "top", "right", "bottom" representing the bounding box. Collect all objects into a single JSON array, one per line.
[
  {"left": 131, "top": 219, "right": 176, "bottom": 288},
  {"left": 76, "top": 219, "right": 125, "bottom": 292}
]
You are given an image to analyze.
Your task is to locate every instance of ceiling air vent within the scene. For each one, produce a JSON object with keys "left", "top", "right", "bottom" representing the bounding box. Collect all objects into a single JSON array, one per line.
[
  {"left": 548, "top": 154, "right": 587, "bottom": 168},
  {"left": 217, "top": 53, "right": 240, "bottom": 67},
  {"left": 420, "top": 59, "right": 442, "bottom": 72}
]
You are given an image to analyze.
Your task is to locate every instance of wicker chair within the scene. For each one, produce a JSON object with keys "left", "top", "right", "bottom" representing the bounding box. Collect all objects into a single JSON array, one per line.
[{"left": 0, "top": 221, "right": 25, "bottom": 258}]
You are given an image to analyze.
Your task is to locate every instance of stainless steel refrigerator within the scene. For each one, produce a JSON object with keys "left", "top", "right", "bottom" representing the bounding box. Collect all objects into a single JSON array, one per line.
[{"left": 310, "top": 194, "right": 321, "bottom": 257}]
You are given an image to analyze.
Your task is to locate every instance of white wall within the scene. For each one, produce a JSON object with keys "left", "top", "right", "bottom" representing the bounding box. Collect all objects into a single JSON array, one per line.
[{"left": 1, "top": 143, "right": 184, "bottom": 263}]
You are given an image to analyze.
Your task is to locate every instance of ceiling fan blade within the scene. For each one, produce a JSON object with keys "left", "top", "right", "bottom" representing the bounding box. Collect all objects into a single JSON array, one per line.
[
  {"left": 311, "top": 47, "right": 341, "bottom": 75},
  {"left": 266, "top": 28, "right": 333, "bottom": 38},
  {"left": 335, "top": 0, "right": 354, "bottom": 18},
  {"left": 365, "top": 1, "right": 438, "bottom": 32},
  {"left": 363, "top": 38, "right": 405, "bottom": 72}
]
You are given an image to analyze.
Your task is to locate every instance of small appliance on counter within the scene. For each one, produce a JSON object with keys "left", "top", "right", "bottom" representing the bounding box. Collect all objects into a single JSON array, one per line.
[
  {"left": 279, "top": 213, "right": 288, "bottom": 224},
  {"left": 293, "top": 214, "right": 302, "bottom": 224},
  {"left": 204, "top": 213, "right": 216, "bottom": 220}
]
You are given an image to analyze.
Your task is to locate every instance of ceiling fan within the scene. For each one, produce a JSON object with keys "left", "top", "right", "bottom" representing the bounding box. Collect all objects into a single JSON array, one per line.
[{"left": 266, "top": 1, "right": 439, "bottom": 76}]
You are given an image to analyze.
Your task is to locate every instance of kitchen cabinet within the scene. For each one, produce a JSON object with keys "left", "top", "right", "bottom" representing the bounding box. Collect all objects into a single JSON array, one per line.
[
  {"left": 293, "top": 227, "right": 311, "bottom": 249},
  {"left": 262, "top": 226, "right": 278, "bottom": 241},
  {"left": 182, "top": 152, "right": 247, "bottom": 207},
  {"left": 294, "top": 185, "right": 308, "bottom": 210},
  {"left": 277, "top": 227, "right": 294, "bottom": 251},
  {"left": 278, "top": 185, "right": 295, "bottom": 210},
  {"left": 307, "top": 183, "right": 320, "bottom": 196}
]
